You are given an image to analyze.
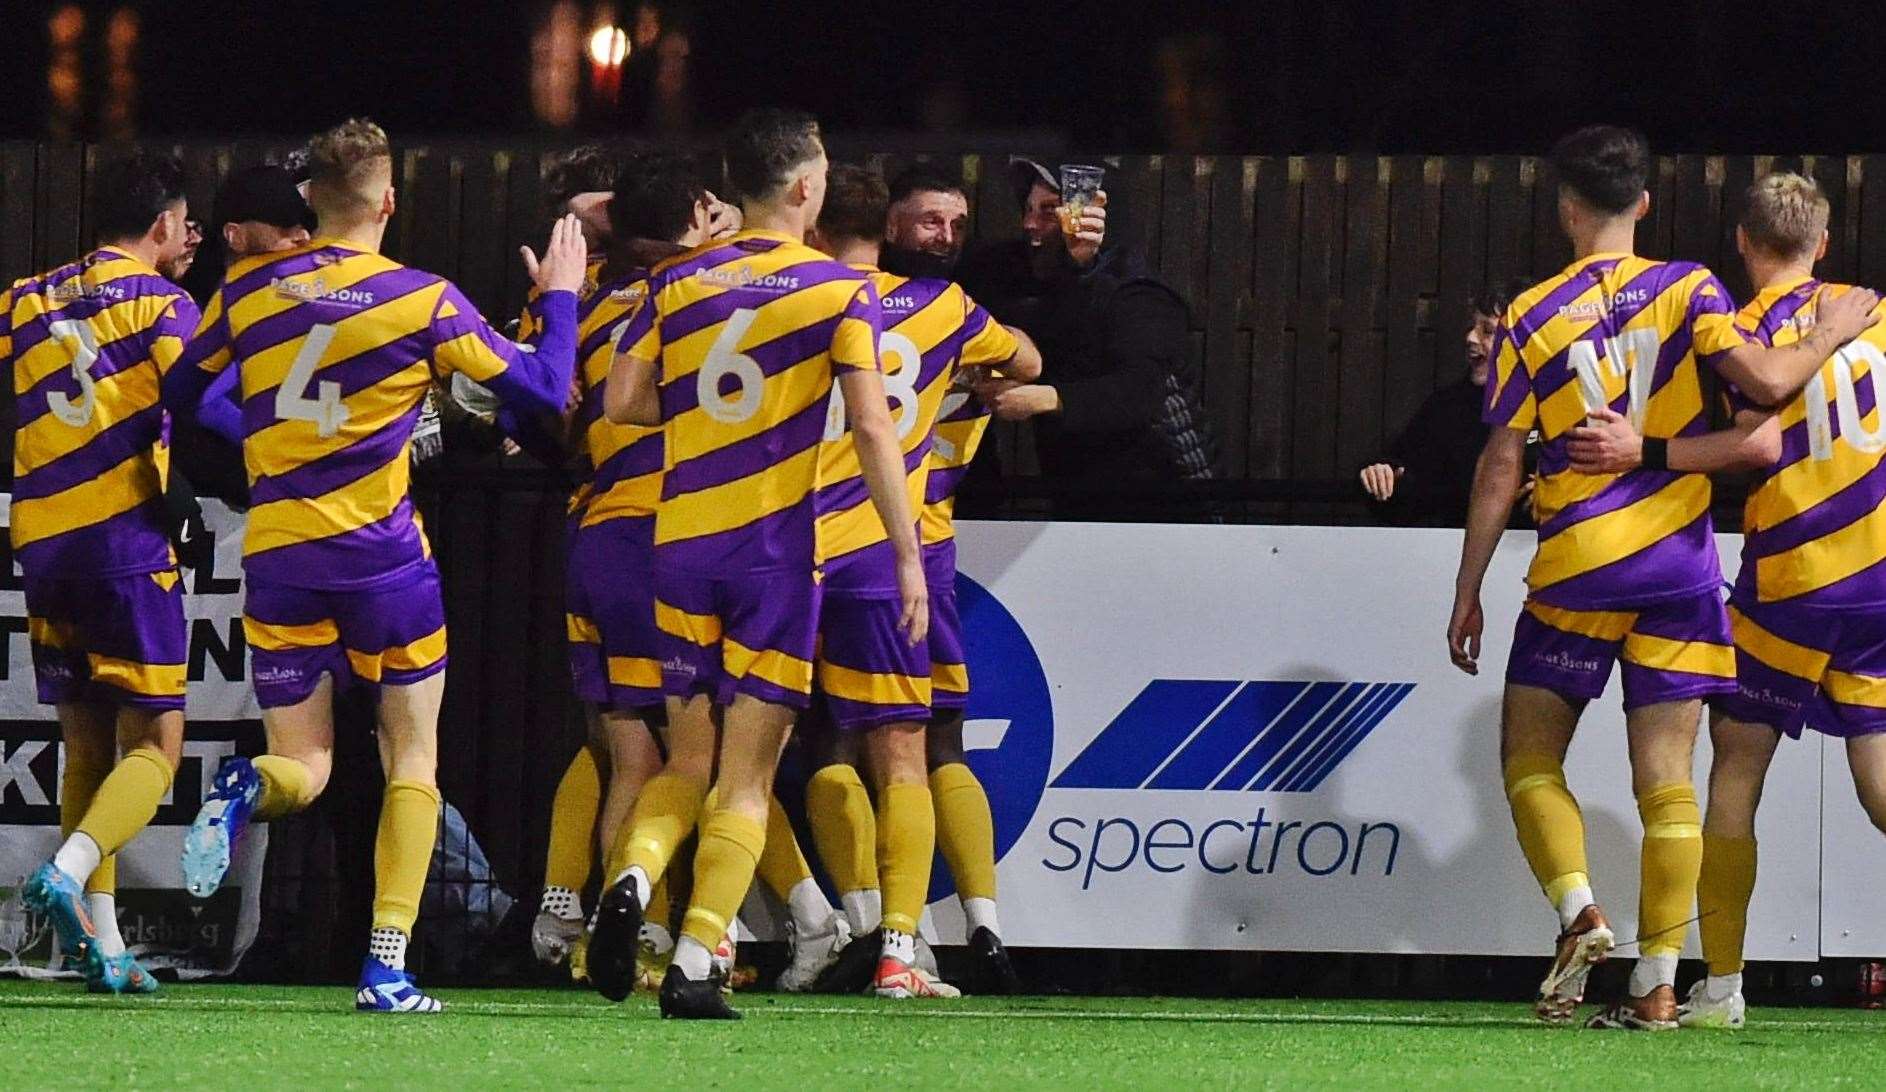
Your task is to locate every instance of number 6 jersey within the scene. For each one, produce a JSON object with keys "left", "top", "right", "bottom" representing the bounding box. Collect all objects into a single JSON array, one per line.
[
  {"left": 3, "top": 246, "right": 200, "bottom": 577},
  {"left": 173, "top": 238, "right": 575, "bottom": 590},
  {"left": 613, "top": 228, "right": 882, "bottom": 574},
  {"left": 1730, "top": 278, "right": 1886, "bottom": 609},
  {"left": 1483, "top": 254, "right": 1749, "bottom": 608}
]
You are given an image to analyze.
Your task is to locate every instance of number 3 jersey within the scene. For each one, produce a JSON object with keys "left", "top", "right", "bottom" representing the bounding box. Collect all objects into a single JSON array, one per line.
[
  {"left": 1729, "top": 278, "right": 1886, "bottom": 609},
  {"left": 614, "top": 229, "right": 882, "bottom": 574},
  {"left": 1484, "top": 253, "right": 1748, "bottom": 608},
  {"left": 178, "top": 238, "right": 572, "bottom": 590},
  {"left": 2, "top": 247, "right": 200, "bottom": 577}
]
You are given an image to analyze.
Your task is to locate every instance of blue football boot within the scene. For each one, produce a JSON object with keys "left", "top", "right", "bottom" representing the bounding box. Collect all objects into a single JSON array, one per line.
[
  {"left": 181, "top": 755, "right": 261, "bottom": 897},
  {"left": 85, "top": 950, "right": 160, "bottom": 995},
  {"left": 355, "top": 956, "right": 444, "bottom": 1014},
  {"left": 22, "top": 861, "right": 97, "bottom": 968}
]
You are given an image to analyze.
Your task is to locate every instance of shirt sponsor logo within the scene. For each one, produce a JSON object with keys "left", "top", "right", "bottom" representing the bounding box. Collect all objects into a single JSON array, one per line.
[
  {"left": 48, "top": 280, "right": 126, "bottom": 303},
  {"left": 272, "top": 275, "right": 376, "bottom": 307},
  {"left": 1558, "top": 288, "right": 1650, "bottom": 322},
  {"left": 693, "top": 264, "right": 800, "bottom": 290}
]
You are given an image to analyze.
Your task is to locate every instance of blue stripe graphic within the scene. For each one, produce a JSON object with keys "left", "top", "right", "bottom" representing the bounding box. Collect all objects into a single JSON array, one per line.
[
  {"left": 1049, "top": 679, "right": 1415, "bottom": 793},
  {"left": 1049, "top": 680, "right": 1239, "bottom": 790},
  {"left": 1294, "top": 682, "right": 1415, "bottom": 792},
  {"left": 1148, "top": 682, "right": 1305, "bottom": 790},
  {"left": 1278, "top": 683, "right": 1402, "bottom": 792},
  {"left": 1210, "top": 682, "right": 1345, "bottom": 790}
]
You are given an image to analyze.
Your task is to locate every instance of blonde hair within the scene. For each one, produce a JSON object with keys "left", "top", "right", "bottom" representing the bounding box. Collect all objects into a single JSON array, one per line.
[
  {"left": 1741, "top": 172, "right": 1829, "bottom": 259},
  {"left": 307, "top": 118, "right": 392, "bottom": 220}
]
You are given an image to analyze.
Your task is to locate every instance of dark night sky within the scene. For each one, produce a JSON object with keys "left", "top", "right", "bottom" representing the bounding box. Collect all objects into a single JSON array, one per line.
[{"left": 3, "top": 0, "right": 1876, "bottom": 153}]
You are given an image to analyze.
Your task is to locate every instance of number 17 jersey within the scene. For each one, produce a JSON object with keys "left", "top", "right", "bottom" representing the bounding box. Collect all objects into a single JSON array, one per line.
[
  {"left": 614, "top": 229, "right": 882, "bottom": 575},
  {"left": 1483, "top": 253, "right": 1748, "bottom": 609}
]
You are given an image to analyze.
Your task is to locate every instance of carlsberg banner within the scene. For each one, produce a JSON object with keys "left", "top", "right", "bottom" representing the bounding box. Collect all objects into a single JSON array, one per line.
[{"left": 0, "top": 497, "right": 264, "bottom": 980}]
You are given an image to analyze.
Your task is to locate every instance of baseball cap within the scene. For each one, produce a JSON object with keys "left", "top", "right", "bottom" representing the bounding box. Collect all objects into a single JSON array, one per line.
[
  {"left": 1008, "top": 157, "right": 1059, "bottom": 209},
  {"left": 216, "top": 165, "right": 314, "bottom": 231}
]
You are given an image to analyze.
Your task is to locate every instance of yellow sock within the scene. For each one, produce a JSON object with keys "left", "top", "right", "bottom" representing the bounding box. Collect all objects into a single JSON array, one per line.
[
  {"left": 807, "top": 764, "right": 878, "bottom": 896},
  {"left": 681, "top": 807, "right": 766, "bottom": 950},
  {"left": 1502, "top": 752, "right": 1590, "bottom": 909},
  {"left": 647, "top": 876, "right": 672, "bottom": 933},
  {"left": 1697, "top": 833, "right": 1757, "bottom": 976},
  {"left": 1637, "top": 782, "right": 1704, "bottom": 958},
  {"left": 253, "top": 754, "right": 321, "bottom": 820},
  {"left": 371, "top": 779, "right": 442, "bottom": 934},
  {"left": 544, "top": 748, "right": 601, "bottom": 891},
  {"left": 61, "top": 745, "right": 111, "bottom": 896},
  {"left": 877, "top": 782, "right": 935, "bottom": 936},
  {"left": 74, "top": 747, "right": 173, "bottom": 859},
  {"left": 607, "top": 770, "right": 706, "bottom": 884},
  {"left": 754, "top": 794, "right": 813, "bottom": 902},
  {"left": 930, "top": 763, "right": 996, "bottom": 902}
]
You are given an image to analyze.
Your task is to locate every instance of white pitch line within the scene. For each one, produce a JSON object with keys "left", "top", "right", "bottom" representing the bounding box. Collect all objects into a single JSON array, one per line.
[{"left": 0, "top": 994, "right": 1870, "bottom": 1032}]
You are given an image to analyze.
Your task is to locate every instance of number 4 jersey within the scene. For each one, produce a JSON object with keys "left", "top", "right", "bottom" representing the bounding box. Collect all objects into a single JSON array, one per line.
[
  {"left": 175, "top": 238, "right": 575, "bottom": 590},
  {"left": 1730, "top": 277, "right": 1886, "bottom": 609},
  {"left": 3, "top": 246, "right": 200, "bottom": 577},
  {"left": 614, "top": 228, "right": 882, "bottom": 574},
  {"left": 1484, "top": 253, "right": 1748, "bottom": 608}
]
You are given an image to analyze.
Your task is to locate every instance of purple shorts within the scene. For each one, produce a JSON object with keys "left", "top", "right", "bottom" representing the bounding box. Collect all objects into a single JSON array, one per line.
[
  {"left": 566, "top": 518, "right": 662, "bottom": 712},
  {"left": 816, "top": 590, "right": 932, "bottom": 730},
  {"left": 244, "top": 566, "right": 448, "bottom": 709},
  {"left": 24, "top": 570, "right": 186, "bottom": 710},
  {"left": 1505, "top": 591, "right": 1735, "bottom": 710},
  {"left": 656, "top": 564, "right": 821, "bottom": 708},
  {"left": 1713, "top": 596, "right": 1886, "bottom": 738},
  {"left": 928, "top": 581, "right": 968, "bottom": 712}
]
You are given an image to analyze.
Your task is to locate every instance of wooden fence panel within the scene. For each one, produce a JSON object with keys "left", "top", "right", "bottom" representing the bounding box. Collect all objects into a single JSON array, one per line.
[{"left": 7, "top": 143, "right": 1886, "bottom": 485}]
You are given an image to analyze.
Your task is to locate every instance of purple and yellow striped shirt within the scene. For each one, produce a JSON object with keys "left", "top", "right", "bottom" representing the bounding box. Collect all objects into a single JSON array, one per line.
[
  {"left": 614, "top": 229, "right": 882, "bottom": 574},
  {"left": 816, "top": 268, "right": 1014, "bottom": 592},
  {"left": 175, "top": 237, "right": 574, "bottom": 590},
  {"left": 4, "top": 247, "right": 198, "bottom": 577},
  {"left": 1483, "top": 253, "right": 1747, "bottom": 608},
  {"left": 570, "top": 270, "right": 661, "bottom": 528},
  {"left": 1730, "top": 277, "right": 1886, "bottom": 608}
]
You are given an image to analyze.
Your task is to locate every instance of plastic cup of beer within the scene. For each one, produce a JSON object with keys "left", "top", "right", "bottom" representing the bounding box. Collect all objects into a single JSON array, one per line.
[{"left": 1057, "top": 164, "right": 1104, "bottom": 237}]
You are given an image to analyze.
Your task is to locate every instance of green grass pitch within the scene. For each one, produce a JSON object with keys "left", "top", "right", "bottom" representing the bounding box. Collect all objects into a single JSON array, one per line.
[{"left": 1, "top": 979, "right": 1880, "bottom": 1088}]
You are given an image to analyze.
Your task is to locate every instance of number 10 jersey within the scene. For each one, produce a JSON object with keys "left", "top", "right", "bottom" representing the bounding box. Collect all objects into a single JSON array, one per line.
[
  {"left": 1731, "top": 277, "right": 1886, "bottom": 609},
  {"left": 179, "top": 238, "right": 568, "bottom": 590},
  {"left": 614, "top": 229, "right": 882, "bottom": 575}
]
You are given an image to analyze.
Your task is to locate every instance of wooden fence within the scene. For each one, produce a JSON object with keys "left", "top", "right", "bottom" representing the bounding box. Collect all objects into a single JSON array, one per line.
[{"left": 6, "top": 141, "right": 1874, "bottom": 483}]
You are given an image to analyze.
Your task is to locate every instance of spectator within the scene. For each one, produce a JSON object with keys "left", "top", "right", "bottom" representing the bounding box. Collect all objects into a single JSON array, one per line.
[
  {"left": 1357, "top": 279, "right": 1534, "bottom": 527},
  {"left": 951, "top": 159, "right": 1215, "bottom": 517}
]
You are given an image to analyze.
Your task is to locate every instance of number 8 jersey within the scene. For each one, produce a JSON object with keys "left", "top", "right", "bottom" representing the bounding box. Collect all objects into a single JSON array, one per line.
[
  {"left": 1730, "top": 278, "right": 1886, "bottom": 608},
  {"left": 1484, "top": 254, "right": 1748, "bottom": 608},
  {"left": 3, "top": 247, "right": 199, "bottom": 577},
  {"left": 177, "top": 238, "right": 572, "bottom": 589},
  {"left": 614, "top": 229, "right": 882, "bottom": 574}
]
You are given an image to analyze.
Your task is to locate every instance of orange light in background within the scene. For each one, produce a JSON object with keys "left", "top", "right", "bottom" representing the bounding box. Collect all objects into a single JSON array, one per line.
[
  {"left": 588, "top": 25, "right": 628, "bottom": 67},
  {"left": 47, "top": 4, "right": 84, "bottom": 139},
  {"left": 530, "top": 0, "right": 581, "bottom": 128},
  {"left": 103, "top": 7, "right": 140, "bottom": 139}
]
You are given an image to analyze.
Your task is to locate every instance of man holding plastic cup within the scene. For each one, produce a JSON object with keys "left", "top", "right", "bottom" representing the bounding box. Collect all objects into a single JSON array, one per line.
[
  {"left": 954, "top": 158, "right": 1209, "bottom": 513},
  {"left": 1016, "top": 159, "right": 1108, "bottom": 272}
]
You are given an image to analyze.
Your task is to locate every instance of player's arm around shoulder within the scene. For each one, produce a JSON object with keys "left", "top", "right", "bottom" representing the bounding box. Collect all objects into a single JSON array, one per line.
[{"left": 1717, "top": 282, "right": 1880, "bottom": 407}]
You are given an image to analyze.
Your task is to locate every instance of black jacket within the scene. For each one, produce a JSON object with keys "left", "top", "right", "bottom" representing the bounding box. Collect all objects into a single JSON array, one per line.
[
  {"left": 1365, "top": 376, "right": 1531, "bottom": 528},
  {"left": 958, "top": 241, "right": 1205, "bottom": 503}
]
